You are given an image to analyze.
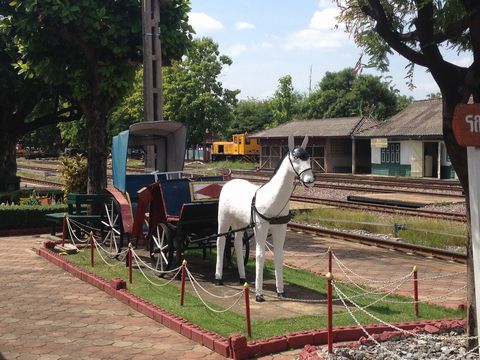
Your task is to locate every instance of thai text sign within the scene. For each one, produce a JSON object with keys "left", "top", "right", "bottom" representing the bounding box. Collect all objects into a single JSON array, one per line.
[
  {"left": 370, "top": 138, "right": 388, "bottom": 148},
  {"left": 453, "top": 104, "right": 480, "bottom": 147}
]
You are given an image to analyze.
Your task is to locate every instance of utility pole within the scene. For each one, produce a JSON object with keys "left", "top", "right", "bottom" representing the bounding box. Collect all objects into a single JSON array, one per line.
[
  {"left": 142, "top": 0, "right": 168, "bottom": 169},
  {"left": 308, "top": 65, "right": 312, "bottom": 95}
]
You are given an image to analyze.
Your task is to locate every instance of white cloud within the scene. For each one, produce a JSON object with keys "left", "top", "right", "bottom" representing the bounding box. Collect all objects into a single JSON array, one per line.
[
  {"left": 189, "top": 12, "right": 223, "bottom": 34},
  {"left": 282, "top": 6, "right": 349, "bottom": 50},
  {"left": 226, "top": 42, "right": 273, "bottom": 57},
  {"left": 449, "top": 55, "right": 473, "bottom": 68},
  {"left": 228, "top": 44, "right": 248, "bottom": 57},
  {"left": 235, "top": 21, "right": 255, "bottom": 30}
]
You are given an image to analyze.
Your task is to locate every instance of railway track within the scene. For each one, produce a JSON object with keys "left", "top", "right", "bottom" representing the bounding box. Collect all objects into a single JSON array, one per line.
[
  {"left": 232, "top": 169, "right": 464, "bottom": 193},
  {"left": 287, "top": 222, "right": 467, "bottom": 264},
  {"left": 18, "top": 176, "right": 467, "bottom": 264},
  {"left": 291, "top": 195, "right": 467, "bottom": 222}
]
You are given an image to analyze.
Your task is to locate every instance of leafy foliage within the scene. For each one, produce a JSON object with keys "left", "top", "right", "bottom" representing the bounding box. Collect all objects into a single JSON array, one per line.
[
  {"left": 0, "top": 204, "right": 67, "bottom": 229},
  {"left": 268, "top": 75, "right": 303, "bottom": 126},
  {"left": 163, "top": 37, "right": 239, "bottom": 144},
  {"left": 59, "top": 155, "right": 88, "bottom": 195},
  {"left": 228, "top": 98, "right": 273, "bottom": 136},
  {"left": 303, "top": 68, "right": 408, "bottom": 121}
]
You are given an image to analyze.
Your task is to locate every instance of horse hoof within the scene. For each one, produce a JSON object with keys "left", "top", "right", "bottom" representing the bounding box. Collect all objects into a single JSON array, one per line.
[
  {"left": 239, "top": 278, "right": 246, "bottom": 285},
  {"left": 277, "top": 292, "right": 285, "bottom": 298},
  {"left": 214, "top": 278, "right": 223, "bottom": 286},
  {"left": 255, "top": 295, "right": 265, "bottom": 302}
]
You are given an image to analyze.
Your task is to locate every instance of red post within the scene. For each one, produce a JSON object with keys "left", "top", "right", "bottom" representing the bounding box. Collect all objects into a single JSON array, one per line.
[
  {"left": 128, "top": 243, "right": 133, "bottom": 284},
  {"left": 326, "top": 272, "right": 333, "bottom": 353},
  {"left": 61, "top": 214, "right": 67, "bottom": 247},
  {"left": 180, "top": 260, "right": 187, "bottom": 306},
  {"left": 328, "top": 247, "right": 332, "bottom": 273},
  {"left": 413, "top": 266, "right": 419, "bottom": 317},
  {"left": 244, "top": 282, "right": 252, "bottom": 338},
  {"left": 89, "top": 231, "right": 94, "bottom": 267}
]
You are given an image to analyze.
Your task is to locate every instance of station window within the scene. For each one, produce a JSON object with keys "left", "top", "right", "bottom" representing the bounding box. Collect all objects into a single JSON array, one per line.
[{"left": 381, "top": 143, "right": 400, "bottom": 164}]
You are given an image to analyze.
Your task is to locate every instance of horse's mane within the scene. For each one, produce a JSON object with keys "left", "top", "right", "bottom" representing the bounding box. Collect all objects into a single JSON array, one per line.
[{"left": 272, "top": 151, "right": 289, "bottom": 178}]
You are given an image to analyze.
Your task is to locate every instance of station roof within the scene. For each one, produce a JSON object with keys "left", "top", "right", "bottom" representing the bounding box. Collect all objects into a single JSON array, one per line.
[
  {"left": 354, "top": 99, "right": 443, "bottom": 139},
  {"left": 251, "top": 117, "right": 377, "bottom": 138}
]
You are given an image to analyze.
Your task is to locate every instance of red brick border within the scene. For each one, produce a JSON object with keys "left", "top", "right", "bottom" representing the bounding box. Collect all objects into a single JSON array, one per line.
[{"left": 36, "top": 246, "right": 466, "bottom": 360}]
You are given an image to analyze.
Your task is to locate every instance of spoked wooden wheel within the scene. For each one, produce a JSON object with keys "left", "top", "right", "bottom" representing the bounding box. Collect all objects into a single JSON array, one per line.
[
  {"left": 100, "top": 199, "right": 123, "bottom": 255},
  {"left": 225, "top": 230, "right": 251, "bottom": 268},
  {"left": 149, "top": 223, "right": 174, "bottom": 273}
]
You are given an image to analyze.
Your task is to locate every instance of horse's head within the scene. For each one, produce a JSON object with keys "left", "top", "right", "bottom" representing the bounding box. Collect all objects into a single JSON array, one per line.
[{"left": 288, "top": 135, "right": 315, "bottom": 187}]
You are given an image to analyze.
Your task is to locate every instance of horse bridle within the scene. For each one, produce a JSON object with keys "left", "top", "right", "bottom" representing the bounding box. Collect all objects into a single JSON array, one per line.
[{"left": 288, "top": 148, "right": 313, "bottom": 187}]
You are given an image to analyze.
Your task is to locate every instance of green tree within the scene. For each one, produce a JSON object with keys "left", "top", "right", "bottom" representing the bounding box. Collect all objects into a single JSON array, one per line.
[
  {"left": 303, "top": 68, "right": 406, "bottom": 120},
  {"left": 0, "top": 30, "right": 78, "bottom": 191},
  {"left": 228, "top": 98, "right": 273, "bottom": 136},
  {"left": 163, "top": 37, "right": 239, "bottom": 145},
  {"left": 269, "top": 75, "right": 302, "bottom": 126},
  {"left": 336, "top": 0, "right": 479, "bottom": 339},
  {"left": 2, "top": 0, "right": 192, "bottom": 194}
]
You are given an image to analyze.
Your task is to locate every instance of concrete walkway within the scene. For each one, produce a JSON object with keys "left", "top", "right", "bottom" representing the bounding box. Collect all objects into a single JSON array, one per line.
[
  {"left": 0, "top": 235, "right": 225, "bottom": 360},
  {"left": 0, "top": 230, "right": 466, "bottom": 359}
]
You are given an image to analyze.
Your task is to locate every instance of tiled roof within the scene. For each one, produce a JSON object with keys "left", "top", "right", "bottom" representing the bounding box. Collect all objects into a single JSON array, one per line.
[
  {"left": 355, "top": 99, "right": 443, "bottom": 138},
  {"left": 251, "top": 117, "right": 376, "bottom": 138}
]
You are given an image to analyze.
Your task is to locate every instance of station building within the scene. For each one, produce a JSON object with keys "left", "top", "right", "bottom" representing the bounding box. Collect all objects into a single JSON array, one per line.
[
  {"left": 251, "top": 99, "right": 456, "bottom": 179},
  {"left": 354, "top": 98, "right": 456, "bottom": 179},
  {"left": 251, "top": 117, "right": 377, "bottom": 173}
]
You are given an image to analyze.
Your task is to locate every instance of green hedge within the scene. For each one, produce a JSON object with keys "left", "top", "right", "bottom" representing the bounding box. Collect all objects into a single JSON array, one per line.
[
  {"left": 0, "top": 205, "right": 67, "bottom": 229},
  {"left": 0, "top": 188, "right": 64, "bottom": 204}
]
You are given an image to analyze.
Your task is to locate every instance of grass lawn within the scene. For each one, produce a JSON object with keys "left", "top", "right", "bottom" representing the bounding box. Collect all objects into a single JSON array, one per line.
[
  {"left": 66, "top": 248, "right": 465, "bottom": 340},
  {"left": 293, "top": 208, "right": 467, "bottom": 251}
]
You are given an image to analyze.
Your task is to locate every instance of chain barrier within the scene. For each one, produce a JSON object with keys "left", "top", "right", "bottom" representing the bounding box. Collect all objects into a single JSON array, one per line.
[
  {"left": 186, "top": 268, "right": 243, "bottom": 300},
  {"left": 332, "top": 252, "right": 415, "bottom": 285},
  {"left": 91, "top": 236, "right": 127, "bottom": 267},
  {"left": 131, "top": 252, "right": 182, "bottom": 288},
  {"left": 186, "top": 269, "right": 243, "bottom": 313},
  {"left": 265, "top": 240, "right": 329, "bottom": 259},
  {"left": 334, "top": 282, "right": 477, "bottom": 342},
  {"left": 130, "top": 248, "right": 182, "bottom": 276},
  {"left": 379, "top": 284, "right": 467, "bottom": 305},
  {"left": 334, "top": 280, "right": 403, "bottom": 360}
]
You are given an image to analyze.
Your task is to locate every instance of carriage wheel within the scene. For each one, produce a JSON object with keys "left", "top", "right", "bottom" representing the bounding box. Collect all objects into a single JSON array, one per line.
[
  {"left": 100, "top": 199, "right": 123, "bottom": 255},
  {"left": 150, "top": 223, "right": 174, "bottom": 273},
  {"left": 225, "top": 230, "right": 251, "bottom": 268}
]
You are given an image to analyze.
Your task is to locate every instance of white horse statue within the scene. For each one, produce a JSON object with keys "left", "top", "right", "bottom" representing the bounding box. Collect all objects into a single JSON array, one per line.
[{"left": 215, "top": 135, "right": 315, "bottom": 302}]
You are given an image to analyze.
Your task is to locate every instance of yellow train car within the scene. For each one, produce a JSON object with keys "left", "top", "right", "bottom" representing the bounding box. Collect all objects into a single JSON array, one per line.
[{"left": 212, "top": 133, "right": 260, "bottom": 162}]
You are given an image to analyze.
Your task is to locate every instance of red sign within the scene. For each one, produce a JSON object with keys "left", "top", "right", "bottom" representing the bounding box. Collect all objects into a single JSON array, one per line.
[{"left": 453, "top": 104, "right": 480, "bottom": 147}]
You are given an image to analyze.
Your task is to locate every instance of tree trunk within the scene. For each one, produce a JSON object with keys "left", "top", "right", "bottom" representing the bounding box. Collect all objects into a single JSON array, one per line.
[
  {"left": 85, "top": 109, "right": 107, "bottom": 194},
  {"left": 442, "top": 98, "right": 477, "bottom": 345},
  {"left": 0, "top": 133, "right": 20, "bottom": 192}
]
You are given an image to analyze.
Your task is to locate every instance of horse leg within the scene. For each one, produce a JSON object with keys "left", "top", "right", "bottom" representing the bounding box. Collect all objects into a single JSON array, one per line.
[
  {"left": 271, "top": 224, "right": 287, "bottom": 297},
  {"left": 254, "top": 224, "right": 269, "bottom": 302},
  {"left": 215, "top": 219, "right": 230, "bottom": 285},
  {"left": 234, "top": 230, "right": 246, "bottom": 283}
]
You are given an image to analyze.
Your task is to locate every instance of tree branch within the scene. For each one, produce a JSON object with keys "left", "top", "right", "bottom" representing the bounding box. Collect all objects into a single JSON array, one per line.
[
  {"left": 400, "top": 15, "right": 470, "bottom": 44},
  {"left": 16, "top": 107, "right": 80, "bottom": 135},
  {"left": 363, "top": 0, "right": 429, "bottom": 67}
]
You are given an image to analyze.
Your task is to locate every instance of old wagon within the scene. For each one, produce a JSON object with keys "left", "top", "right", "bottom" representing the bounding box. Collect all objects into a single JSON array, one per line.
[{"left": 106, "top": 121, "right": 250, "bottom": 272}]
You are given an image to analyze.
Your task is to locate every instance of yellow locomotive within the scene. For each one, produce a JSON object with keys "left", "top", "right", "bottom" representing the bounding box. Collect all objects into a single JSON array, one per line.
[{"left": 212, "top": 133, "right": 260, "bottom": 162}]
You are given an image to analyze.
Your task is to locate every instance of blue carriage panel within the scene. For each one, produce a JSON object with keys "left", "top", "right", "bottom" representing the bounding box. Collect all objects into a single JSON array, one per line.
[
  {"left": 160, "top": 179, "right": 193, "bottom": 218},
  {"left": 124, "top": 173, "right": 166, "bottom": 204}
]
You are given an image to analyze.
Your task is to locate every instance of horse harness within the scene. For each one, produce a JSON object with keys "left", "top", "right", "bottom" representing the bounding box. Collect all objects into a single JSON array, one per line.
[{"left": 251, "top": 148, "right": 312, "bottom": 226}]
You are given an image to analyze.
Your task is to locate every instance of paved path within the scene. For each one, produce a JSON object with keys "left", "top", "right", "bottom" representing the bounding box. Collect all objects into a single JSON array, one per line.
[
  {"left": 0, "top": 235, "right": 224, "bottom": 360},
  {"left": 0, "top": 231, "right": 466, "bottom": 359}
]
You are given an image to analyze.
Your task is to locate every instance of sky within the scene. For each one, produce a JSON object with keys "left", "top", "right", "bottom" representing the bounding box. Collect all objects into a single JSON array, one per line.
[{"left": 188, "top": 0, "right": 472, "bottom": 101}]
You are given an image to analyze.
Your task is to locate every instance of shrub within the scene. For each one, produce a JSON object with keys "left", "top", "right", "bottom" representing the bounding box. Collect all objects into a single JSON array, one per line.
[
  {"left": 0, "top": 189, "right": 64, "bottom": 204},
  {"left": 59, "top": 155, "right": 88, "bottom": 195},
  {"left": 0, "top": 205, "right": 67, "bottom": 229}
]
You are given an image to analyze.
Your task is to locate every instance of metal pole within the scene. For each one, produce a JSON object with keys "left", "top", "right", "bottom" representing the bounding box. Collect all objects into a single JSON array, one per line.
[
  {"left": 326, "top": 272, "right": 333, "bottom": 353},
  {"left": 244, "top": 282, "right": 252, "bottom": 338},
  {"left": 128, "top": 243, "right": 133, "bottom": 284},
  {"left": 61, "top": 214, "right": 67, "bottom": 247},
  {"left": 90, "top": 231, "right": 94, "bottom": 267},
  {"left": 180, "top": 260, "right": 186, "bottom": 306},
  {"left": 328, "top": 247, "right": 332, "bottom": 274},
  {"left": 413, "top": 266, "right": 419, "bottom": 317}
]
